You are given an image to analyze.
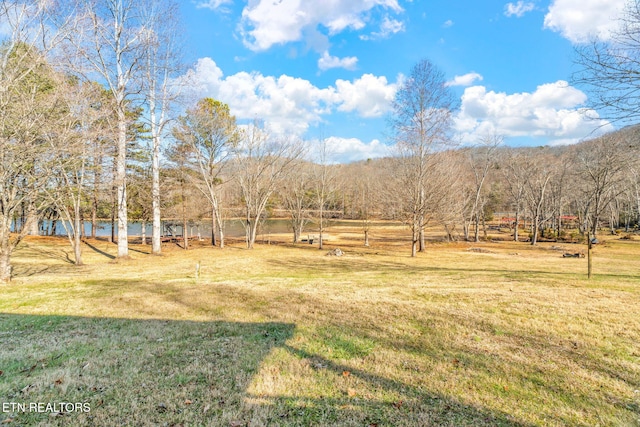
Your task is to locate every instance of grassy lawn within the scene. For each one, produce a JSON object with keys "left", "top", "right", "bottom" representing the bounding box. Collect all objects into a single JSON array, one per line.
[{"left": 0, "top": 229, "right": 639, "bottom": 426}]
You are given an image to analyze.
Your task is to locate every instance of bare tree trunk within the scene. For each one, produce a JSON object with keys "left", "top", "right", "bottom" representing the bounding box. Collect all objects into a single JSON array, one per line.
[
  {"left": 110, "top": 191, "right": 116, "bottom": 244},
  {"left": 636, "top": 189, "right": 640, "bottom": 226},
  {"left": 149, "top": 88, "right": 162, "bottom": 254},
  {"left": 91, "top": 157, "right": 100, "bottom": 239},
  {"left": 152, "top": 133, "right": 162, "bottom": 254},
  {"left": 245, "top": 214, "right": 259, "bottom": 249},
  {"left": 141, "top": 219, "right": 147, "bottom": 245},
  {"left": 474, "top": 212, "right": 480, "bottom": 242},
  {"left": 587, "top": 231, "right": 593, "bottom": 279},
  {"left": 0, "top": 251, "right": 11, "bottom": 283},
  {"left": 250, "top": 220, "right": 259, "bottom": 249},
  {"left": 211, "top": 209, "right": 216, "bottom": 246},
  {"left": 79, "top": 209, "right": 84, "bottom": 240},
  {"left": 91, "top": 201, "right": 97, "bottom": 239},
  {"left": 418, "top": 188, "right": 425, "bottom": 252},
  {"left": 26, "top": 218, "right": 39, "bottom": 236},
  {"left": 364, "top": 229, "right": 369, "bottom": 246},
  {"left": 26, "top": 203, "right": 39, "bottom": 235},
  {"left": 411, "top": 216, "right": 418, "bottom": 257},
  {"left": 73, "top": 205, "right": 83, "bottom": 266},
  {"left": 211, "top": 199, "right": 225, "bottom": 249},
  {"left": 591, "top": 217, "right": 599, "bottom": 237},
  {"left": 531, "top": 214, "right": 540, "bottom": 245},
  {"left": 245, "top": 209, "right": 253, "bottom": 249},
  {"left": 116, "top": 109, "right": 129, "bottom": 257},
  {"left": 625, "top": 210, "right": 630, "bottom": 232},
  {"left": 411, "top": 235, "right": 418, "bottom": 257},
  {"left": 482, "top": 215, "right": 488, "bottom": 240},
  {"left": 318, "top": 204, "right": 324, "bottom": 250},
  {"left": 182, "top": 191, "right": 188, "bottom": 250},
  {"left": 0, "top": 229, "right": 12, "bottom": 283},
  {"left": 51, "top": 213, "right": 58, "bottom": 236},
  {"left": 557, "top": 213, "right": 562, "bottom": 240},
  {"left": 217, "top": 219, "right": 225, "bottom": 249}
]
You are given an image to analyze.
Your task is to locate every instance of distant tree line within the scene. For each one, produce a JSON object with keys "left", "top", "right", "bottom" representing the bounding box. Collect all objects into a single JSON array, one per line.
[{"left": 2, "top": 1, "right": 640, "bottom": 282}]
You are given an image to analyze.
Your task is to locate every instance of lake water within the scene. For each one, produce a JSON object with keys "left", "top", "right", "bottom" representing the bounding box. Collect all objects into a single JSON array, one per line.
[{"left": 37, "top": 218, "right": 361, "bottom": 239}]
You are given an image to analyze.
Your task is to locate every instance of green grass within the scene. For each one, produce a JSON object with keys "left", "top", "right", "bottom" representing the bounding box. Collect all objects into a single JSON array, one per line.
[{"left": 0, "top": 233, "right": 639, "bottom": 426}]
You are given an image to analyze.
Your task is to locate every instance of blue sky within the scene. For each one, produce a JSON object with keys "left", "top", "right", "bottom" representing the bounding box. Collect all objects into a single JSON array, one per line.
[{"left": 177, "top": 0, "right": 625, "bottom": 162}]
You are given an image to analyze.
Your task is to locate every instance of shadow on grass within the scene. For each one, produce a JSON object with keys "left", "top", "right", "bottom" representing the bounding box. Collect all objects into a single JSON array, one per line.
[
  {"left": 127, "top": 245, "right": 151, "bottom": 255},
  {"left": 152, "top": 281, "right": 638, "bottom": 426},
  {"left": 262, "top": 345, "right": 530, "bottom": 427},
  {"left": 15, "top": 239, "right": 75, "bottom": 265},
  {"left": 82, "top": 237, "right": 151, "bottom": 257},
  {"left": 0, "top": 313, "right": 534, "bottom": 427},
  {"left": 10, "top": 240, "right": 78, "bottom": 277},
  {"left": 0, "top": 314, "right": 294, "bottom": 426},
  {"left": 82, "top": 240, "right": 116, "bottom": 260}
]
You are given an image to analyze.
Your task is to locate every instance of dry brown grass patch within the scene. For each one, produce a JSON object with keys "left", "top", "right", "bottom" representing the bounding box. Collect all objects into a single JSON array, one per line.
[{"left": 1, "top": 231, "right": 639, "bottom": 426}]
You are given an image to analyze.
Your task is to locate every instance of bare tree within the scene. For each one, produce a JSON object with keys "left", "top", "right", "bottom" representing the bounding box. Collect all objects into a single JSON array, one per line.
[
  {"left": 572, "top": 131, "right": 639, "bottom": 279},
  {"left": 172, "top": 98, "right": 239, "bottom": 249},
  {"left": 522, "top": 148, "right": 555, "bottom": 246},
  {"left": 546, "top": 148, "right": 573, "bottom": 240},
  {"left": 389, "top": 59, "right": 457, "bottom": 256},
  {"left": 280, "top": 161, "right": 313, "bottom": 244},
  {"left": 311, "top": 139, "right": 337, "bottom": 250},
  {"left": 573, "top": 1, "right": 640, "bottom": 126},
  {"left": 573, "top": 132, "right": 637, "bottom": 237},
  {"left": 499, "top": 149, "right": 529, "bottom": 241},
  {"left": 139, "top": 0, "right": 183, "bottom": 255},
  {"left": 437, "top": 151, "right": 468, "bottom": 242},
  {"left": 84, "top": 86, "right": 116, "bottom": 240},
  {"left": 47, "top": 79, "right": 112, "bottom": 265},
  {"left": 463, "top": 133, "right": 502, "bottom": 242},
  {"left": 62, "top": 0, "right": 153, "bottom": 258},
  {"left": 351, "top": 161, "right": 378, "bottom": 246},
  {"left": 127, "top": 164, "right": 153, "bottom": 245},
  {"left": 0, "top": 1, "right": 68, "bottom": 282},
  {"left": 236, "top": 122, "right": 304, "bottom": 249},
  {"left": 626, "top": 165, "right": 640, "bottom": 229},
  {"left": 164, "top": 141, "right": 197, "bottom": 249}
]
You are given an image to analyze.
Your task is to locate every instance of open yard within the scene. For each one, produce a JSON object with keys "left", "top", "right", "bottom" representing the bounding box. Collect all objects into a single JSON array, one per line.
[{"left": 1, "top": 227, "right": 639, "bottom": 426}]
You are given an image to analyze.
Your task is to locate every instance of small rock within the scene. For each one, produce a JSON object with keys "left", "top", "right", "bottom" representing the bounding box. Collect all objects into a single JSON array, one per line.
[{"left": 326, "top": 248, "right": 344, "bottom": 257}]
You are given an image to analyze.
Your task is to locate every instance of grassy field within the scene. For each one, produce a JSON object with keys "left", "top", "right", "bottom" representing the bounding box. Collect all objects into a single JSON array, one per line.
[{"left": 0, "top": 225, "right": 639, "bottom": 426}]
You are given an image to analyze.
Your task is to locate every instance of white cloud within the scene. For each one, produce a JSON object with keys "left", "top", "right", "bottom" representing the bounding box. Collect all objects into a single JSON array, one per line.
[
  {"left": 196, "top": 0, "right": 233, "bottom": 11},
  {"left": 544, "top": 0, "right": 626, "bottom": 43},
  {"left": 446, "top": 72, "right": 483, "bottom": 87},
  {"left": 360, "top": 16, "right": 405, "bottom": 40},
  {"left": 239, "top": 0, "right": 403, "bottom": 51},
  {"left": 181, "top": 57, "right": 398, "bottom": 135},
  {"left": 455, "top": 80, "right": 613, "bottom": 144},
  {"left": 318, "top": 51, "right": 358, "bottom": 71},
  {"left": 377, "top": 16, "right": 405, "bottom": 37},
  {"left": 442, "top": 19, "right": 454, "bottom": 28},
  {"left": 323, "top": 137, "right": 389, "bottom": 163},
  {"left": 181, "top": 58, "right": 330, "bottom": 134},
  {"left": 504, "top": 1, "right": 535, "bottom": 18},
  {"left": 335, "top": 74, "right": 398, "bottom": 117}
]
